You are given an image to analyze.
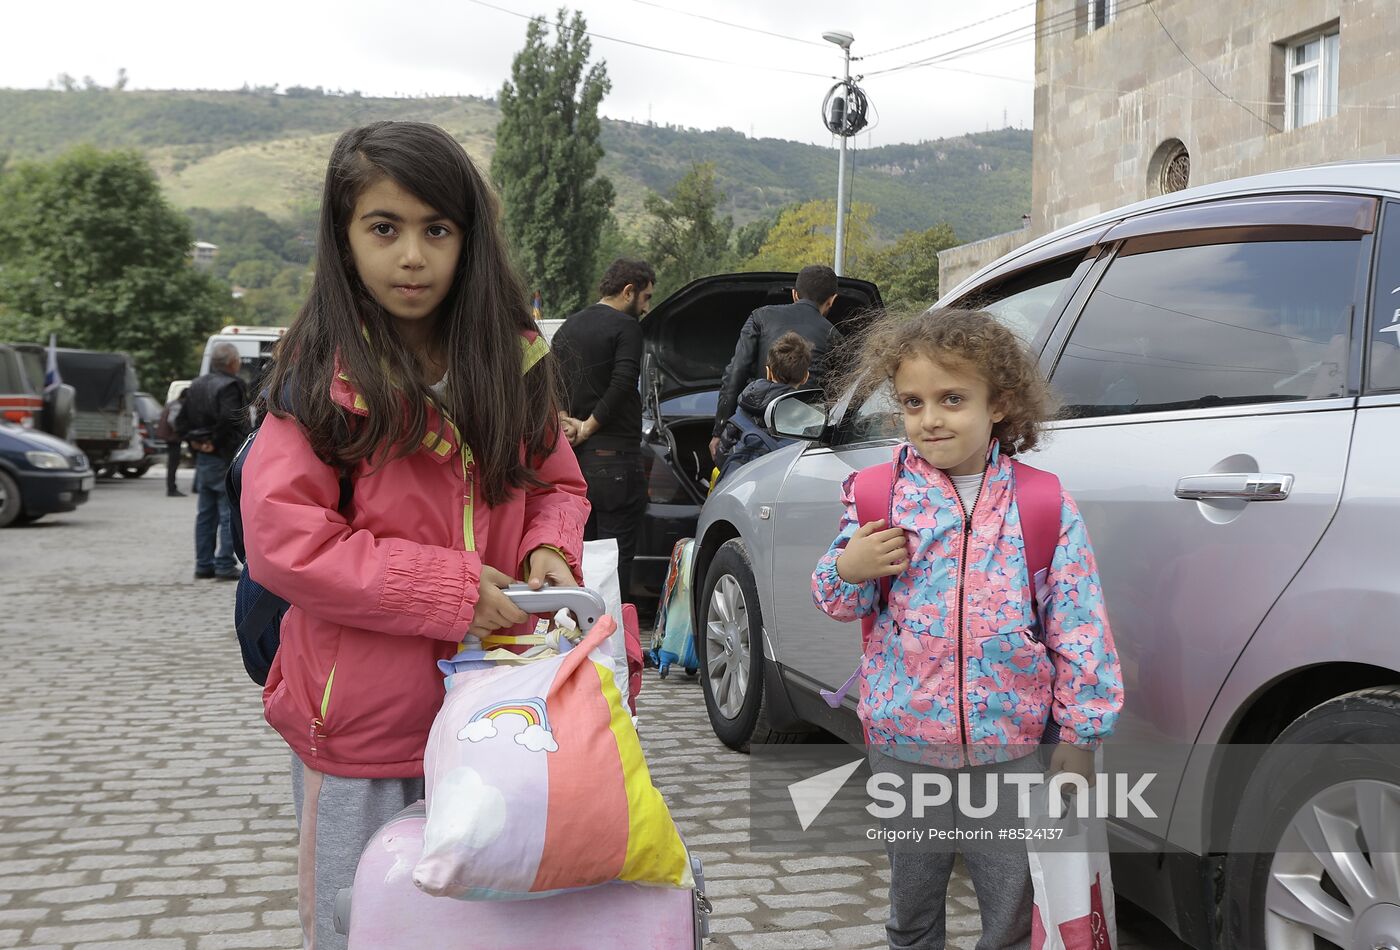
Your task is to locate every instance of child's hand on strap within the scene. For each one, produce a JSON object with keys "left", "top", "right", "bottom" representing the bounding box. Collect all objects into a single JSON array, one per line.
[
  {"left": 835, "top": 520, "right": 909, "bottom": 584},
  {"left": 469, "top": 565, "right": 530, "bottom": 634}
]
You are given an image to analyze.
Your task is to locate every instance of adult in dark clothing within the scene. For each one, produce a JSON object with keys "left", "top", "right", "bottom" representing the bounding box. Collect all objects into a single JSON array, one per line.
[
  {"left": 709, "top": 264, "right": 843, "bottom": 460},
  {"left": 552, "top": 258, "right": 656, "bottom": 596},
  {"left": 713, "top": 332, "right": 813, "bottom": 485},
  {"left": 176, "top": 343, "right": 250, "bottom": 580},
  {"left": 155, "top": 390, "right": 187, "bottom": 497}
]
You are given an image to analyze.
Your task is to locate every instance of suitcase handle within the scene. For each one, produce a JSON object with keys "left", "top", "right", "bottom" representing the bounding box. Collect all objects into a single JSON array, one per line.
[{"left": 500, "top": 584, "right": 608, "bottom": 630}]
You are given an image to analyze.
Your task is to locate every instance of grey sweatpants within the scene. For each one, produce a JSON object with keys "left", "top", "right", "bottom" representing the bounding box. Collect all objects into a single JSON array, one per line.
[
  {"left": 290, "top": 754, "right": 424, "bottom": 950},
  {"left": 873, "top": 751, "right": 1040, "bottom": 950}
]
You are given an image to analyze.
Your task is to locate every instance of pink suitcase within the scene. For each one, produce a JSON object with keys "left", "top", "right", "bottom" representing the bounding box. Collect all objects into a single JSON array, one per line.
[{"left": 335, "top": 803, "right": 710, "bottom": 948}]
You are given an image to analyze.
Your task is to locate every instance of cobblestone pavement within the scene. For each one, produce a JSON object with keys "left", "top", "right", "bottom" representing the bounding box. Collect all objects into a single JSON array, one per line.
[{"left": 0, "top": 468, "right": 1189, "bottom": 949}]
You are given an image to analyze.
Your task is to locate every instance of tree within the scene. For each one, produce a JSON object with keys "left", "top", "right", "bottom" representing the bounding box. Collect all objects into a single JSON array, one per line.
[
  {"left": 744, "top": 199, "right": 874, "bottom": 273},
  {"left": 733, "top": 214, "right": 774, "bottom": 262},
  {"left": 643, "top": 162, "right": 733, "bottom": 297},
  {"left": 0, "top": 147, "right": 231, "bottom": 391},
  {"left": 493, "top": 8, "right": 614, "bottom": 316},
  {"left": 857, "top": 223, "right": 959, "bottom": 311}
]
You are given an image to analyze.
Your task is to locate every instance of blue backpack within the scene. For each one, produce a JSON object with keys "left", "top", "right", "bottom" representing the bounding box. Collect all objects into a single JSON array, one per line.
[
  {"left": 226, "top": 428, "right": 353, "bottom": 686},
  {"left": 716, "top": 409, "right": 794, "bottom": 483}
]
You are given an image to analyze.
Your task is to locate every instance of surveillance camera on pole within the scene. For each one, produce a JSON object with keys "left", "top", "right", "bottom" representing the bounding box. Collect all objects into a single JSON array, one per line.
[{"left": 822, "top": 30, "right": 863, "bottom": 276}]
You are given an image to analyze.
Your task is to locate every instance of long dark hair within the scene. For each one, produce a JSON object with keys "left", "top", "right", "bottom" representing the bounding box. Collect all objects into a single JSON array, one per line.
[{"left": 266, "top": 121, "right": 561, "bottom": 506}]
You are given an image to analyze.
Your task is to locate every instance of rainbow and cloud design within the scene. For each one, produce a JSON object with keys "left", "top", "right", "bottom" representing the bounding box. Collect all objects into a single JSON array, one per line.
[
  {"left": 420, "top": 697, "right": 558, "bottom": 859},
  {"left": 456, "top": 697, "right": 558, "bottom": 753}
]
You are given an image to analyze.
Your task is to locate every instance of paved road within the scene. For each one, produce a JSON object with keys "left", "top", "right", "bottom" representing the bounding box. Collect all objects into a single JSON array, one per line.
[{"left": 0, "top": 467, "right": 1189, "bottom": 949}]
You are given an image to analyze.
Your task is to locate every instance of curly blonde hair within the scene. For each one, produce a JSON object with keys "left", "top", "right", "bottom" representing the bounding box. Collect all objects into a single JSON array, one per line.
[{"left": 836, "top": 308, "right": 1054, "bottom": 455}]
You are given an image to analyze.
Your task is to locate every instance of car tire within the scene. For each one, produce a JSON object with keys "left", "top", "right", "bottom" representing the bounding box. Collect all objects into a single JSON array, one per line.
[
  {"left": 120, "top": 463, "right": 150, "bottom": 478},
  {"left": 1223, "top": 686, "right": 1400, "bottom": 949},
  {"left": 0, "top": 470, "right": 21, "bottom": 528},
  {"left": 696, "top": 539, "right": 809, "bottom": 752}
]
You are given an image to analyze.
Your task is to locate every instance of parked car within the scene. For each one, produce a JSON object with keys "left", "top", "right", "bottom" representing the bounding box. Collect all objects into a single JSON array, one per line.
[
  {"left": 692, "top": 160, "right": 1400, "bottom": 950},
  {"left": 0, "top": 420, "right": 92, "bottom": 526},
  {"left": 199, "top": 325, "right": 284, "bottom": 389},
  {"left": 632, "top": 272, "right": 881, "bottom": 600}
]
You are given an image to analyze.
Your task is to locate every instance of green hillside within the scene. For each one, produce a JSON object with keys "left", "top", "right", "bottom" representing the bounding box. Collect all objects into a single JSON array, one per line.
[{"left": 0, "top": 88, "right": 1031, "bottom": 242}]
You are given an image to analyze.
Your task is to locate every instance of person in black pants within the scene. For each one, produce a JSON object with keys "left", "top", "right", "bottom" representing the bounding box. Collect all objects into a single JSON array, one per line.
[
  {"left": 155, "top": 390, "right": 187, "bottom": 497},
  {"left": 551, "top": 258, "right": 655, "bottom": 597}
]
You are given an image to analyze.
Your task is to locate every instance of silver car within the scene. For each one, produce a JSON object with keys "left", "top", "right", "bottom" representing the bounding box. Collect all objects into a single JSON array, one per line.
[{"left": 692, "top": 159, "right": 1400, "bottom": 949}]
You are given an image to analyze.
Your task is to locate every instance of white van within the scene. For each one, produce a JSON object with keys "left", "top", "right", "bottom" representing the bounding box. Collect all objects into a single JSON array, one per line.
[{"left": 198, "top": 326, "right": 287, "bottom": 390}]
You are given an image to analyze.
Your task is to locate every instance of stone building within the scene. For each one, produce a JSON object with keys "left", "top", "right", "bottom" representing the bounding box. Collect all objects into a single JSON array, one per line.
[{"left": 940, "top": 0, "right": 1400, "bottom": 293}]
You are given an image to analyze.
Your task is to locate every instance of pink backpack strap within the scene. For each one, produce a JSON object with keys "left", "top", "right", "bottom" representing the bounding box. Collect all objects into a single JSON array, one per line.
[
  {"left": 851, "top": 462, "right": 896, "bottom": 648},
  {"left": 1010, "top": 459, "right": 1062, "bottom": 592}
]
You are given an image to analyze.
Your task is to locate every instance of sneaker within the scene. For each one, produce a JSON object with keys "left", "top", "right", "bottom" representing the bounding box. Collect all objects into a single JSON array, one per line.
[
  {"left": 194, "top": 569, "right": 215, "bottom": 579},
  {"left": 167, "top": 488, "right": 186, "bottom": 497}
]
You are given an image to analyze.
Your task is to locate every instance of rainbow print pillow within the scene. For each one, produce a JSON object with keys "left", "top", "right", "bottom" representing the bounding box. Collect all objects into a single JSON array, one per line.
[{"left": 413, "top": 616, "right": 693, "bottom": 900}]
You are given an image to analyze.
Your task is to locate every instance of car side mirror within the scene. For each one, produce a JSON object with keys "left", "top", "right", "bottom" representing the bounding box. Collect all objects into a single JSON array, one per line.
[{"left": 765, "top": 388, "right": 828, "bottom": 441}]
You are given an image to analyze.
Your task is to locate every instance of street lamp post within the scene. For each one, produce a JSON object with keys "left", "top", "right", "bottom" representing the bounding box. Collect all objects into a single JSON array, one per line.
[{"left": 823, "top": 30, "right": 855, "bottom": 276}]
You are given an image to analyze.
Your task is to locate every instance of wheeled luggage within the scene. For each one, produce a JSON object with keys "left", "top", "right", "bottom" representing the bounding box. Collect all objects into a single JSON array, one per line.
[{"left": 336, "top": 803, "right": 710, "bottom": 948}]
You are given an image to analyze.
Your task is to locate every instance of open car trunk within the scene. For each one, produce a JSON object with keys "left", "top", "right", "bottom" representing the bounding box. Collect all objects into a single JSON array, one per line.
[{"left": 640, "top": 272, "right": 883, "bottom": 503}]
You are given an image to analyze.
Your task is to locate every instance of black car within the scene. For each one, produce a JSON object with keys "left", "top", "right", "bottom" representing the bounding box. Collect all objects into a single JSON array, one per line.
[
  {"left": 630, "top": 271, "right": 882, "bottom": 599},
  {"left": 0, "top": 421, "right": 92, "bottom": 527}
]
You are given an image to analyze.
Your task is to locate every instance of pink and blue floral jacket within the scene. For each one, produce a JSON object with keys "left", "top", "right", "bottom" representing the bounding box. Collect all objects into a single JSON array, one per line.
[{"left": 812, "top": 441, "right": 1123, "bottom": 761}]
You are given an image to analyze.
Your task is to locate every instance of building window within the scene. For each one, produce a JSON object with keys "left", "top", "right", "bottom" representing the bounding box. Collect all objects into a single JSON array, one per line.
[
  {"left": 1147, "top": 139, "right": 1190, "bottom": 197},
  {"left": 1084, "top": 0, "right": 1116, "bottom": 32},
  {"left": 1285, "top": 28, "right": 1340, "bottom": 130}
]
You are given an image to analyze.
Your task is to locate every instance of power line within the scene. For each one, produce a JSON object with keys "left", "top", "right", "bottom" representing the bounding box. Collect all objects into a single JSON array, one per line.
[
  {"left": 465, "top": 0, "right": 832, "bottom": 80},
  {"left": 863, "top": 2, "right": 1148, "bottom": 78},
  {"left": 858, "top": 2, "right": 1037, "bottom": 60},
  {"left": 621, "top": 0, "right": 827, "bottom": 49},
  {"left": 1143, "top": 0, "right": 1282, "bottom": 132}
]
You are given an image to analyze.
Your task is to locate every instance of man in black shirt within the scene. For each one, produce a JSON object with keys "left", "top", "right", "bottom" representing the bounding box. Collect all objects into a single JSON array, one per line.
[
  {"left": 710, "top": 264, "right": 843, "bottom": 460},
  {"left": 552, "top": 258, "right": 656, "bottom": 596},
  {"left": 177, "top": 342, "right": 251, "bottom": 580}
]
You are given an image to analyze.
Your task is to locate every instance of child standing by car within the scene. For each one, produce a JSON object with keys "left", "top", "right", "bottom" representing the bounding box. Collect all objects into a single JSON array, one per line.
[
  {"left": 240, "top": 122, "right": 589, "bottom": 950},
  {"left": 811, "top": 308, "right": 1123, "bottom": 950},
  {"left": 712, "top": 331, "right": 813, "bottom": 485}
]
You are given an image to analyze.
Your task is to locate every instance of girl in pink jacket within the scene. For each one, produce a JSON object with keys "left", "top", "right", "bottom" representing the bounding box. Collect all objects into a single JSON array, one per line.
[{"left": 241, "top": 122, "right": 589, "bottom": 950}]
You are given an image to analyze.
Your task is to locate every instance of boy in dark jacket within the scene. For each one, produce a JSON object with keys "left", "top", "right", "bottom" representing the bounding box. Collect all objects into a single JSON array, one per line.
[{"left": 713, "top": 332, "right": 813, "bottom": 486}]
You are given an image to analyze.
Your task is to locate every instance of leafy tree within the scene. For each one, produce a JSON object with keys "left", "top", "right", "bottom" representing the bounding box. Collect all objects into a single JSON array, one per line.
[
  {"left": 857, "top": 223, "right": 959, "bottom": 311},
  {"left": 493, "top": 8, "right": 614, "bottom": 316},
  {"left": 733, "top": 213, "right": 775, "bottom": 262},
  {"left": 0, "top": 147, "right": 231, "bottom": 390},
  {"left": 745, "top": 199, "right": 874, "bottom": 273},
  {"left": 643, "top": 162, "right": 733, "bottom": 297}
]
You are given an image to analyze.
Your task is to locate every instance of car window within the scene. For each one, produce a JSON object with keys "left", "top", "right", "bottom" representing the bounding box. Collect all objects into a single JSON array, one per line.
[
  {"left": 1051, "top": 239, "right": 1357, "bottom": 417},
  {"left": 0, "top": 350, "right": 25, "bottom": 393},
  {"left": 1367, "top": 202, "right": 1400, "bottom": 393},
  {"left": 834, "top": 380, "right": 901, "bottom": 447},
  {"left": 954, "top": 255, "right": 1083, "bottom": 344}
]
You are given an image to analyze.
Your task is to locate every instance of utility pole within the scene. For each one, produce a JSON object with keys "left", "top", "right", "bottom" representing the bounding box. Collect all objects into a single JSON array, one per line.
[{"left": 823, "top": 30, "right": 855, "bottom": 276}]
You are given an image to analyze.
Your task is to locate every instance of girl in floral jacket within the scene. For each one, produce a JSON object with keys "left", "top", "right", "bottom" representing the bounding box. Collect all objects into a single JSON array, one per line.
[{"left": 812, "top": 309, "right": 1123, "bottom": 950}]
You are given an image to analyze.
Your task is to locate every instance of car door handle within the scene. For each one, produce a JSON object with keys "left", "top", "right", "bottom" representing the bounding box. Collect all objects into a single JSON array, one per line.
[{"left": 1174, "top": 473, "right": 1294, "bottom": 501}]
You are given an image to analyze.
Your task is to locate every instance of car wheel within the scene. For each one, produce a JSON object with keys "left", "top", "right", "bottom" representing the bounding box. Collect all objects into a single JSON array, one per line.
[
  {"left": 696, "top": 539, "right": 808, "bottom": 752},
  {"left": 120, "top": 464, "right": 149, "bottom": 478},
  {"left": 0, "top": 471, "right": 22, "bottom": 528},
  {"left": 1224, "top": 686, "right": 1400, "bottom": 949}
]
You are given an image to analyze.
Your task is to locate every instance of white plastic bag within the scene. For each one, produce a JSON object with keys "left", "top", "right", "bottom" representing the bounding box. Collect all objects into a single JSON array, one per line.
[
  {"left": 581, "top": 538, "right": 629, "bottom": 702},
  {"left": 1025, "top": 783, "right": 1117, "bottom": 950}
]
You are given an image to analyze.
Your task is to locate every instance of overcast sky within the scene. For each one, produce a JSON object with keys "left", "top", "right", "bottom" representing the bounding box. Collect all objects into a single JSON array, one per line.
[{"left": 1, "top": 0, "right": 1037, "bottom": 146}]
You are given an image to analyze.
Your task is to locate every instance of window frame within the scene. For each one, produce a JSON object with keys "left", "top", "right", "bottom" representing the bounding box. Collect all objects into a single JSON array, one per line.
[
  {"left": 1042, "top": 194, "right": 1378, "bottom": 423},
  {"left": 1085, "top": 0, "right": 1116, "bottom": 32},
  {"left": 1284, "top": 27, "right": 1340, "bottom": 131}
]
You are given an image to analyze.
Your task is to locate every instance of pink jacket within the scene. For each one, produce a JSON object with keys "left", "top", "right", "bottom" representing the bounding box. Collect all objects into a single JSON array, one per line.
[{"left": 243, "top": 349, "right": 589, "bottom": 779}]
